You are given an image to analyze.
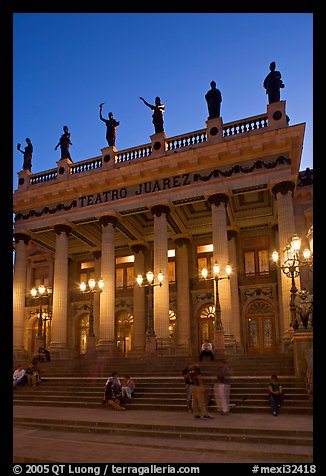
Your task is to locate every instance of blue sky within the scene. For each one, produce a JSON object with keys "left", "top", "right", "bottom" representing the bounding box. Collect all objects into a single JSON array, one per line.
[{"left": 13, "top": 13, "right": 313, "bottom": 190}]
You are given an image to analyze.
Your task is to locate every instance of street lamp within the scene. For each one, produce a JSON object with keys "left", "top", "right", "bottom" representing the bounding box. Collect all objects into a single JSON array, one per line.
[
  {"left": 79, "top": 278, "right": 104, "bottom": 338},
  {"left": 136, "top": 271, "right": 164, "bottom": 339},
  {"left": 201, "top": 262, "right": 232, "bottom": 332},
  {"left": 272, "top": 234, "right": 312, "bottom": 330},
  {"left": 30, "top": 285, "right": 53, "bottom": 348}
]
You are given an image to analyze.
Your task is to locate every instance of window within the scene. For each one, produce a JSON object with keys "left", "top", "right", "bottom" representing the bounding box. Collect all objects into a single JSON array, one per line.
[
  {"left": 244, "top": 249, "right": 270, "bottom": 276},
  {"left": 197, "top": 244, "right": 214, "bottom": 279},
  {"left": 116, "top": 256, "right": 134, "bottom": 289},
  {"left": 79, "top": 261, "right": 94, "bottom": 284}
]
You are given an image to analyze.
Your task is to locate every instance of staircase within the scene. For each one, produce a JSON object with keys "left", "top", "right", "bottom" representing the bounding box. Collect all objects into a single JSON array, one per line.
[{"left": 13, "top": 353, "right": 312, "bottom": 415}]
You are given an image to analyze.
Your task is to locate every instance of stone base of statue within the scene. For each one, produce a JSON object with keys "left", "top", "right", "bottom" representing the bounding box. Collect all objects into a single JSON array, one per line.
[
  {"left": 85, "top": 336, "right": 96, "bottom": 357},
  {"left": 267, "top": 100, "right": 288, "bottom": 130},
  {"left": 17, "top": 170, "right": 32, "bottom": 191},
  {"left": 206, "top": 117, "right": 223, "bottom": 144},
  {"left": 150, "top": 132, "right": 167, "bottom": 158},
  {"left": 290, "top": 329, "right": 313, "bottom": 378},
  {"left": 145, "top": 336, "right": 157, "bottom": 355},
  {"left": 213, "top": 329, "right": 225, "bottom": 354},
  {"left": 101, "top": 145, "right": 117, "bottom": 169}
]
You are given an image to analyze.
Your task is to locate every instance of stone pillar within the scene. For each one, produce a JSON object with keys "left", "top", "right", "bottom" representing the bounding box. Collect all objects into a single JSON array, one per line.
[
  {"left": 101, "top": 146, "right": 117, "bottom": 170},
  {"left": 174, "top": 234, "right": 192, "bottom": 355},
  {"left": 207, "top": 193, "right": 234, "bottom": 352},
  {"left": 227, "top": 229, "right": 242, "bottom": 351},
  {"left": 129, "top": 241, "right": 148, "bottom": 355},
  {"left": 97, "top": 215, "right": 121, "bottom": 356},
  {"left": 267, "top": 100, "right": 288, "bottom": 130},
  {"left": 150, "top": 132, "right": 167, "bottom": 158},
  {"left": 206, "top": 117, "right": 224, "bottom": 144},
  {"left": 290, "top": 330, "right": 313, "bottom": 379},
  {"left": 272, "top": 181, "right": 299, "bottom": 341},
  {"left": 13, "top": 233, "right": 31, "bottom": 359},
  {"left": 151, "top": 205, "right": 171, "bottom": 352},
  {"left": 49, "top": 224, "right": 72, "bottom": 358}
]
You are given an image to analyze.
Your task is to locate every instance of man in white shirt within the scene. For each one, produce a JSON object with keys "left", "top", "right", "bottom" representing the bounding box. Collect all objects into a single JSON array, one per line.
[
  {"left": 13, "top": 364, "right": 26, "bottom": 389},
  {"left": 199, "top": 340, "right": 214, "bottom": 361}
]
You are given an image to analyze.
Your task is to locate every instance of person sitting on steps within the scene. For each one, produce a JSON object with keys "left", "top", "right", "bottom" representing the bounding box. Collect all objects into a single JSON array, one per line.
[{"left": 199, "top": 339, "right": 214, "bottom": 361}]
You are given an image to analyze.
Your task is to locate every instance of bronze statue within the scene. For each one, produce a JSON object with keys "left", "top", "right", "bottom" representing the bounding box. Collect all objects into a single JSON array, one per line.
[
  {"left": 99, "top": 104, "right": 120, "bottom": 147},
  {"left": 55, "top": 126, "right": 72, "bottom": 160},
  {"left": 17, "top": 138, "right": 33, "bottom": 172},
  {"left": 139, "top": 96, "right": 165, "bottom": 134},
  {"left": 263, "top": 61, "right": 285, "bottom": 104},
  {"left": 205, "top": 81, "right": 222, "bottom": 119}
]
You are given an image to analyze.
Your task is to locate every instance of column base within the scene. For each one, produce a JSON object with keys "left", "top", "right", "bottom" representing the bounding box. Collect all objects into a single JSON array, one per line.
[
  {"left": 96, "top": 341, "right": 123, "bottom": 358},
  {"left": 156, "top": 338, "right": 175, "bottom": 357},
  {"left": 290, "top": 329, "right": 313, "bottom": 378},
  {"left": 85, "top": 336, "right": 97, "bottom": 357},
  {"left": 47, "top": 345, "right": 73, "bottom": 360},
  {"left": 213, "top": 330, "right": 225, "bottom": 354},
  {"left": 145, "top": 336, "right": 157, "bottom": 355},
  {"left": 224, "top": 334, "right": 237, "bottom": 353},
  {"left": 13, "top": 348, "right": 29, "bottom": 363}
]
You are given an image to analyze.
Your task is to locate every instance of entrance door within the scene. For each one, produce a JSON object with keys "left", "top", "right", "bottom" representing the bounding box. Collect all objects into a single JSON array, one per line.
[
  {"left": 245, "top": 300, "right": 275, "bottom": 353},
  {"left": 198, "top": 304, "right": 215, "bottom": 350}
]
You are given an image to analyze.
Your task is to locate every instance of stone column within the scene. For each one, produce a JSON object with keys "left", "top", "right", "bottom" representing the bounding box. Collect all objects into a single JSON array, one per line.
[
  {"left": 97, "top": 215, "right": 120, "bottom": 356},
  {"left": 13, "top": 233, "right": 30, "bottom": 359},
  {"left": 174, "top": 234, "right": 192, "bottom": 355},
  {"left": 207, "top": 193, "right": 233, "bottom": 352},
  {"left": 151, "top": 205, "right": 171, "bottom": 352},
  {"left": 86, "top": 250, "right": 101, "bottom": 355},
  {"left": 227, "top": 229, "right": 241, "bottom": 351},
  {"left": 129, "top": 241, "right": 148, "bottom": 355},
  {"left": 272, "top": 181, "right": 299, "bottom": 340},
  {"left": 49, "top": 224, "right": 72, "bottom": 358}
]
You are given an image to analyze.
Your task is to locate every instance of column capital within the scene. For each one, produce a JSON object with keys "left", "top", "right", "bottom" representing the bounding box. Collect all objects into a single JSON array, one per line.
[
  {"left": 227, "top": 229, "right": 238, "bottom": 241},
  {"left": 207, "top": 193, "right": 229, "bottom": 208},
  {"left": 150, "top": 204, "right": 170, "bottom": 217},
  {"left": 173, "top": 233, "right": 193, "bottom": 247},
  {"left": 53, "top": 224, "right": 72, "bottom": 236},
  {"left": 13, "top": 232, "right": 31, "bottom": 245},
  {"left": 129, "top": 240, "right": 149, "bottom": 254},
  {"left": 93, "top": 250, "right": 102, "bottom": 260},
  {"left": 99, "top": 215, "right": 119, "bottom": 228},
  {"left": 271, "top": 181, "right": 295, "bottom": 197}
]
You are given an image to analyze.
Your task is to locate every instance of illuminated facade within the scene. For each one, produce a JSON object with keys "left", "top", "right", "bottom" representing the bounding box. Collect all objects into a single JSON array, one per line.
[{"left": 13, "top": 100, "right": 313, "bottom": 359}]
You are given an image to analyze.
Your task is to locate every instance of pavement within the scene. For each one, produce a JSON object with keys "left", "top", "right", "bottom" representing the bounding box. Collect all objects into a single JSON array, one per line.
[{"left": 12, "top": 405, "right": 314, "bottom": 465}]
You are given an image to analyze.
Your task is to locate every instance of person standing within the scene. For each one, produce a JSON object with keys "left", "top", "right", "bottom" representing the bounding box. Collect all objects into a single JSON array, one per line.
[
  {"left": 99, "top": 104, "right": 120, "bottom": 147},
  {"left": 214, "top": 358, "right": 232, "bottom": 415},
  {"left": 182, "top": 362, "right": 193, "bottom": 413},
  {"left": 205, "top": 80, "right": 222, "bottom": 119},
  {"left": 17, "top": 138, "right": 33, "bottom": 172},
  {"left": 139, "top": 96, "right": 165, "bottom": 134},
  {"left": 263, "top": 61, "right": 285, "bottom": 104},
  {"left": 199, "top": 339, "right": 214, "bottom": 361},
  {"left": 55, "top": 125, "right": 73, "bottom": 160},
  {"left": 267, "top": 374, "right": 284, "bottom": 416},
  {"left": 188, "top": 363, "right": 213, "bottom": 419}
]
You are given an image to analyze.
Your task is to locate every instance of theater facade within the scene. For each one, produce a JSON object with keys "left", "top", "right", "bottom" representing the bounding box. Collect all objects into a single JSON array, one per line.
[{"left": 13, "top": 100, "right": 313, "bottom": 360}]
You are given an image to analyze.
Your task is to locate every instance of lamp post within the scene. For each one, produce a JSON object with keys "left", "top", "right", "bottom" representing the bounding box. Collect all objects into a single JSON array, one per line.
[
  {"left": 30, "top": 285, "right": 53, "bottom": 349},
  {"left": 136, "top": 271, "right": 164, "bottom": 353},
  {"left": 272, "top": 234, "right": 312, "bottom": 330},
  {"left": 79, "top": 278, "right": 104, "bottom": 353},
  {"left": 201, "top": 262, "right": 232, "bottom": 351}
]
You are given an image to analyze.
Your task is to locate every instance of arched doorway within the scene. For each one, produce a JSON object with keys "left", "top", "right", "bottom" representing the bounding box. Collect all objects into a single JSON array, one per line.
[
  {"left": 245, "top": 299, "right": 276, "bottom": 353},
  {"left": 198, "top": 304, "right": 215, "bottom": 350},
  {"left": 116, "top": 311, "right": 133, "bottom": 355}
]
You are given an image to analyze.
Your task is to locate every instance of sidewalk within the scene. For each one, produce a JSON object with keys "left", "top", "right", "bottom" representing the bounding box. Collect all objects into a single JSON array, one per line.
[{"left": 13, "top": 405, "right": 313, "bottom": 464}]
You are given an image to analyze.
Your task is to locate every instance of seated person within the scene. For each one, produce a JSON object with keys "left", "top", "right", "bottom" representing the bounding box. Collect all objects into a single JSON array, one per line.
[
  {"left": 25, "top": 362, "right": 41, "bottom": 387},
  {"left": 199, "top": 339, "right": 214, "bottom": 361},
  {"left": 104, "top": 381, "right": 126, "bottom": 411},
  {"left": 105, "top": 371, "right": 122, "bottom": 395},
  {"left": 267, "top": 374, "right": 284, "bottom": 416},
  {"left": 38, "top": 347, "right": 47, "bottom": 362},
  {"left": 121, "top": 375, "right": 136, "bottom": 400},
  {"left": 13, "top": 364, "right": 26, "bottom": 389}
]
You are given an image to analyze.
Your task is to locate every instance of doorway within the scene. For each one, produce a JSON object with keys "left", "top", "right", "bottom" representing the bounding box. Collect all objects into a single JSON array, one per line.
[{"left": 245, "top": 299, "right": 275, "bottom": 353}]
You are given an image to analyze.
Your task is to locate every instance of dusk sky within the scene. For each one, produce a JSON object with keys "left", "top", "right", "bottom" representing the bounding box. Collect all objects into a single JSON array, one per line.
[{"left": 13, "top": 13, "right": 313, "bottom": 191}]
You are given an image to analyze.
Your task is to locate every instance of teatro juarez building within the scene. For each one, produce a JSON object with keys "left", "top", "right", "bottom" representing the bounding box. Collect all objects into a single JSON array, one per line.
[{"left": 13, "top": 99, "right": 313, "bottom": 360}]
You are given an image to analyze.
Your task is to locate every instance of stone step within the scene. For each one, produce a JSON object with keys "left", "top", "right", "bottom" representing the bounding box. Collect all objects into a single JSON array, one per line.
[{"left": 13, "top": 415, "right": 313, "bottom": 448}]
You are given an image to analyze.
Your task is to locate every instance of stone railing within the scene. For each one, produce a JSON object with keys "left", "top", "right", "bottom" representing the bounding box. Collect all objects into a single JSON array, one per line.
[{"left": 18, "top": 111, "right": 272, "bottom": 190}]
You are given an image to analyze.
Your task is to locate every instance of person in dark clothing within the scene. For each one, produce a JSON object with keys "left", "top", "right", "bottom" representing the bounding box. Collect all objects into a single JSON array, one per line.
[
  {"left": 182, "top": 362, "right": 194, "bottom": 413},
  {"left": 267, "top": 374, "right": 284, "bottom": 416}
]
